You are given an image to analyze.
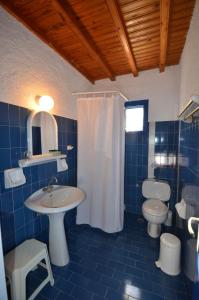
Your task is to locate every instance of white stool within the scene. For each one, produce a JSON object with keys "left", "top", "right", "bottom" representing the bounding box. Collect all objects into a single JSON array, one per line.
[
  {"left": 155, "top": 233, "right": 181, "bottom": 276},
  {"left": 4, "top": 239, "right": 54, "bottom": 300}
]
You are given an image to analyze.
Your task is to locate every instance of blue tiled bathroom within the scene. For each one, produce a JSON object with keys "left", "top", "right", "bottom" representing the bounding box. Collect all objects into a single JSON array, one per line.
[{"left": 0, "top": 1, "right": 199, "bottom": 300}]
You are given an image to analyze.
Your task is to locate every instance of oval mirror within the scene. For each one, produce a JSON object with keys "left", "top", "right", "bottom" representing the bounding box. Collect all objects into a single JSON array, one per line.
[{"left": 27, "top": 111, "right": 58, "bottom": 157}]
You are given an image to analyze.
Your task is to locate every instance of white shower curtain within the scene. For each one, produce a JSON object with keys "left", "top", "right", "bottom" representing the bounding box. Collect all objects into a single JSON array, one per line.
[{"left": 76, "top": 94, "right": 125, "bottom": 233}]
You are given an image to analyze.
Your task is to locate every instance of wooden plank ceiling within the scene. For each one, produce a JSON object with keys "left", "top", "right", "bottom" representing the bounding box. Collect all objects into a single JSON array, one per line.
[{"left": 0, "top": 0, "right": 195, "bottom": 83}]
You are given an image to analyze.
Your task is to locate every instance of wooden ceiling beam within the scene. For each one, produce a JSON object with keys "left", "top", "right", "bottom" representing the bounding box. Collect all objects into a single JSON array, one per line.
[
  {"left": 52, "top": 0, "right": 115, "bottom": 81},
  {"left": 0, "top": 0, "right": 194, "bottom": 80},
  {"left": 0, "top": 1, "right": 94, "bottom": 84},
  {"left": 106, "top": 0, "right": 138, "bottom": 77},
  {"left": 160, "top": 0, "right": 170, "bottom": 72}
]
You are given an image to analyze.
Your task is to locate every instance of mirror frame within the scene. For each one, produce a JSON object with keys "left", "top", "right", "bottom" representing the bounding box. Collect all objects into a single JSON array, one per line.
[{"left": 27, "top": 110, "right": 58, "bottom": 157}]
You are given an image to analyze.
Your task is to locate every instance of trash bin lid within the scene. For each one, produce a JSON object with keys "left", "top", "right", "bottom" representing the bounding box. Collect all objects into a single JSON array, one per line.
[{"left": 160, "top": 233, "right": 181, "bottom": 248}]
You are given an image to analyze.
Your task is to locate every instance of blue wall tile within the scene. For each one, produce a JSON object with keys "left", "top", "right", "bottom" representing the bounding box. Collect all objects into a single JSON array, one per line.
[
  {"left": 0, "top": 101, "right": 77, "bottom": 254},
  {"left": 13, "top": 187, "right": 24, "bottom": 210},
  {"left": 14, "top": 207, "right": 25, "bottom": 229},
  {"left": 154, "top": 121, "right": 179, "bottom": 211},
  {"left": 10, "top": 126, "right": 21, "bottom": 148},
  {"left": 1, "top": 192, "right": 13, "bottom": 213},
  {"left": 0, "top": 148, "right": 11, "bottom": 172},
  {"left": 0, "top": 103, "right": 9, "bottom": 125},
  {"left": 9, "top": 104, "right": 20, "bottom": 126},
  {"left": 0, "top": 126, "right": 10, "bottom": 148}
]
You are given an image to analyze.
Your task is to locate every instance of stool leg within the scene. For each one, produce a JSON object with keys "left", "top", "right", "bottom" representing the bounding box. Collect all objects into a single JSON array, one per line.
[
  {"left": 12, "top": 272, "right": 26, "bottom": 300},
  {"left": 44, "top": 249, "right": 54, "bottom": 286}
]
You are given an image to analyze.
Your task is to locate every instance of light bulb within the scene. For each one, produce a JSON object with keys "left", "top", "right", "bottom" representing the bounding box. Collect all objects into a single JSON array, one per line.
[{"left": 36, "top": 95, "right": 54, "bottom": 111}]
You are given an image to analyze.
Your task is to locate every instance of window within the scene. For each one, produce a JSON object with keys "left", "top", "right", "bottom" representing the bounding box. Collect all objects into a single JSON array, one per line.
[{"left": 125, "top": 106, "right": 144, "bottom": 132}]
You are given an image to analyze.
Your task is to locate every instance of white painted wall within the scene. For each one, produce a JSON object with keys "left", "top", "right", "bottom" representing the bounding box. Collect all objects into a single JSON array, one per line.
[
  {"left": 91, "top": 66, "right": 180, "bottom": 122},
  {"left": 0, "top": 7, "right": 91, "bottom": 119},
  {"left": 179, "top": 0, "right": 199, "bottom": 111}
]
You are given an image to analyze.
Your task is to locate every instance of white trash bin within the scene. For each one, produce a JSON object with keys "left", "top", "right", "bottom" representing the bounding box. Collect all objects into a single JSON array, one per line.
[{"left": 155, "top": 233, "right": 181, "bottom": 276}]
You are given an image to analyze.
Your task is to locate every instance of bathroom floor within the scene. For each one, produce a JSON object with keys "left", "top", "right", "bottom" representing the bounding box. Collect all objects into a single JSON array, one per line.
[{"left": 26, "top": 213, "right": 192, "bottom": 300}]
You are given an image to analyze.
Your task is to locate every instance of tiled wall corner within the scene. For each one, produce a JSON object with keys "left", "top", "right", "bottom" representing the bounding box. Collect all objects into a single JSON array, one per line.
[{"left": 154, "top": 121, "right": 179, "bottom": 211}]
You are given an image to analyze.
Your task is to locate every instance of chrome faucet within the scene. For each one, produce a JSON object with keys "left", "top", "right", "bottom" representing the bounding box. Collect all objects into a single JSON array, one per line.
[{"left": 43, "top": 176, "right": 58, "bottom": 193}]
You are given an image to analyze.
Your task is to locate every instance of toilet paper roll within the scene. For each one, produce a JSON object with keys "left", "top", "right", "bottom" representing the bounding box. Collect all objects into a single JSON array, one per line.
[{"left": 175, "top": 199, "right": 195, "bottom": 219}]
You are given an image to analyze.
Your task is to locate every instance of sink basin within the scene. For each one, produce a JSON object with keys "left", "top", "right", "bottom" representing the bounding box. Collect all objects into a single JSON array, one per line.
[
  {"left": 25, "top": 185, "right": 84, "bottom": 214},
  {"left": 25, "top": 185, "right": 85, "bottom": 266}
]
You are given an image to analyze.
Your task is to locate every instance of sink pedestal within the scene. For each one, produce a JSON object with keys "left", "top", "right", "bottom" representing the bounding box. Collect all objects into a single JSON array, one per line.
[
  {"left": 25, "top": 185, "right": 85, "bottom": 267},
  {"left": 48, "top": 212, "right": 69, "bottom": 266}
]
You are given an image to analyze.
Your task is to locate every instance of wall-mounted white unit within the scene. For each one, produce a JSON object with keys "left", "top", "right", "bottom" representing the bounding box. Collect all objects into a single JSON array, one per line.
[
  {"left": 178, "top": 95, "right": 199, "bottom": 121},
  {"left": 4, "top": 168, "right": 26, "bottom": 189}
]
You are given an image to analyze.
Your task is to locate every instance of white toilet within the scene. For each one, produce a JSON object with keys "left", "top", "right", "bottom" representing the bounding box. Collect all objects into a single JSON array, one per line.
[{"left": 142, "top": 179, "right": 171, "bottom": 238}]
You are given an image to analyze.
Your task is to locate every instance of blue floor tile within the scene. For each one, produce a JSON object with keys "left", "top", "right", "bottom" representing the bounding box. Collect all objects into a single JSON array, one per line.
[
  {"left": 51, "top": 265, "right": 73, "bottom": 279},
  {"left": 25, "top": 213, "right": 192, "bottom": 300},
  {"left": 93, "top": 296, "right": 106, "bottom": 300},
  {"left": 106, "top": 288, "right": 127, "bottom": 300},
  {"left": 82, "top": 268, "right": 101, "bottom": 281},
  {"left": 39, "top": 283, "right": 60, "bottom": 299},
  {"left": 86, "top": 280, "right": 107, "bottom": 297},
  {"left": 35, "top": 294, "right": 47, "bottom": 300},
  {"left": 100, "top": 275, "right": 121, "bottom": 290},
  {"left": 56, "top": 277, "right": 74, "bottom": 294},
  {"left": 69, "top": 273, "right": 90, "bottom": 287},
  {"left": 55, "top": 292, "right": 76, "bottom": 300},
  {"left": 96, "top": 264, "right": 115, "bottom": 277},
  {"left": 71, "top": 286, "right": 94, "bottom": 300}
]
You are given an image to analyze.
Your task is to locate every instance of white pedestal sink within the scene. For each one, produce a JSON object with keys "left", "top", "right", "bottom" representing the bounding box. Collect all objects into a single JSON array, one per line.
[{"left": 25, "top": 185, "right": 85, "bottom": 266}]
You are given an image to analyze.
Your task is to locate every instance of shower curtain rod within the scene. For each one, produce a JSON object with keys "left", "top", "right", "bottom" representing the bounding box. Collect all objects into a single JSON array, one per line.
[{"left": 72, "top": 90, "right": 128, "bottom": 101}]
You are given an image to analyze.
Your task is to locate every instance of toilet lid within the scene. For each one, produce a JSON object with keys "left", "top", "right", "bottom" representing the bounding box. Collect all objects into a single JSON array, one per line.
[{"left": 143, "top": 199, "right": 168, "bottom": 216}]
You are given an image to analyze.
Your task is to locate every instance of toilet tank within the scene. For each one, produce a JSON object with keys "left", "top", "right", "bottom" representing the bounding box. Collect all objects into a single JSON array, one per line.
[{"left": 142, "top": 179, "right": 171, "bottom": 201}]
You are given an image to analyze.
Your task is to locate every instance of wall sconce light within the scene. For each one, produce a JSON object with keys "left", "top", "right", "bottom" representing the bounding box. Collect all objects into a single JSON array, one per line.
[{"left": 35, "top": 95, "right": 54, "bottom": 111}]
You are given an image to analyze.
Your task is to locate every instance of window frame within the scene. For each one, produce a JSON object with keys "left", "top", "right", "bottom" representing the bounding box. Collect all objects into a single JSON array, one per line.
[{"left": 125, "top": 100, "right": 148, "bottom": 133}]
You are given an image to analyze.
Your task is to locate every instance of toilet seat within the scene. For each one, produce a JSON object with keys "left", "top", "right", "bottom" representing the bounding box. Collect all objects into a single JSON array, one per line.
[
  {"left": 142, "top": 179, "right": 171, "bottom": 238},
  {"left": 142, "top": 199, "right": 168, "bottom": 216}
]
